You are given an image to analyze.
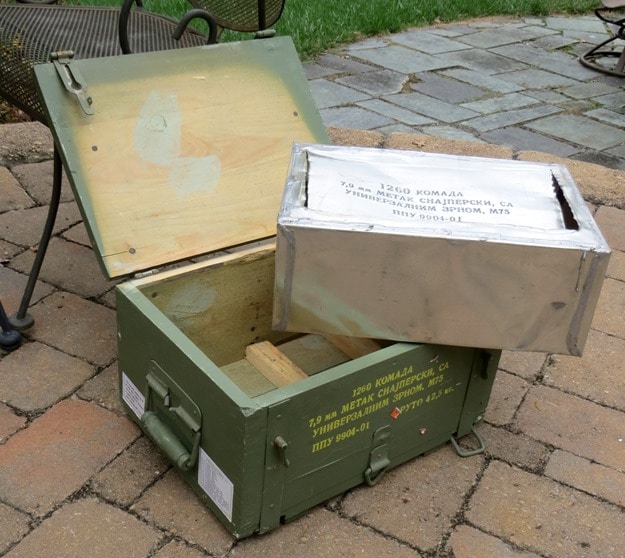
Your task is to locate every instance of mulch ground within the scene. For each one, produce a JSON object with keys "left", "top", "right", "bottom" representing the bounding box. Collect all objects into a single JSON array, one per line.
[{"left": 0, "top": 99, "right": 31, "bottom": 124}]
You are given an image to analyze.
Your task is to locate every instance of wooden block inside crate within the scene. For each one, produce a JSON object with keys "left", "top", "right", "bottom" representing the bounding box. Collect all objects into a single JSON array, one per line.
[
  {"left": 324, "top": 335, "right": 382, "bottom": 359},
  {"left": 220, "top": 334, "right": 352, "bottom": 397},
  {"left": 245, "top": 341, "right": 309, "bottom": 387}
]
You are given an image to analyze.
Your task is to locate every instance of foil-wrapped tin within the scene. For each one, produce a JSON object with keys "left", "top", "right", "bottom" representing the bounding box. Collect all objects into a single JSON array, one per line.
[{"left": 273, "top": 144, "right": 611, "bottom": 355}]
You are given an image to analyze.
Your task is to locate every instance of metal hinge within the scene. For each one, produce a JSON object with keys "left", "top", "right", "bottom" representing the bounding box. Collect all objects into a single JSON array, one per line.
[
  {"left": 133, "top": 269, "right": 159, "bottom": 279},
  {"left": 50, "top": 51, "right": 94, "bottom": 116}
]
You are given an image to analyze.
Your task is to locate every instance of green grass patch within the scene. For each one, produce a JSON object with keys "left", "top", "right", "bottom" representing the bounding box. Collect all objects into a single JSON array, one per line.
[{"left": 71, "top": 0, "right": 598, "bottom": 58}]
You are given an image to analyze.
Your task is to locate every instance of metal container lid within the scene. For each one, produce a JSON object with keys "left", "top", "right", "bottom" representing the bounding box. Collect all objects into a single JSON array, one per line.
[
  {"left": 34, "top": 38, "right": 327, "bottom": 279},
  {"left": 281, "top": 144, "right": 610, "bottom": 251}
]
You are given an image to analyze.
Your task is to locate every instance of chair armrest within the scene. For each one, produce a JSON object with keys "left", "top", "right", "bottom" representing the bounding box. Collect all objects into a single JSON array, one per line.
[
  {"left": 174, "top": 8, "right": 218, "bottom": 44},
  {"left": 118, "top": 0, "right": 218, "bottom": 54}
]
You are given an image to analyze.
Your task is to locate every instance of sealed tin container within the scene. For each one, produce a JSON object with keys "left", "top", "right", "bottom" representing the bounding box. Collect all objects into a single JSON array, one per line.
[
  {"left": 34, "top": 40, "right": 500, "bottom": 538},
  {"left": 273, "top": 144, "right": 611, "bottom": 356}
]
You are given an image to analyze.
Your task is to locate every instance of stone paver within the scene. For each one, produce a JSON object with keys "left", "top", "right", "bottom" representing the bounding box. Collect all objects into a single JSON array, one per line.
[
  {"left": 0, "top": 502, "right": 30, "bottom": 556},
  {"left": 132, "top": 470, "right": 234, "bottom": 557},
  {"left": 0, "top": 399, "right": 138, "bottom": 516},
  {"left": 0, "top": 239, "right": 20, "bottom": 260},
  {"left": 154, "top": 541, "right": 211, "bottom": 558},
  {"left": 410, "top": 71, "right": 485, "bottom": 104},
  {"left": 481, "top": 127, "right": 579, "bottom": 158},
  {"left": 315, "top": 53, "right": 376, "bottom": 74},
  {"left": 497, "top": 350, "right": 547, "bottom": 380},
  {"left": 392, "top": 29, "right": 473, "bottom": 54},
  {"left": 591, "top": 278, "right": 625, "bottom": 340},
  {"left": 0, "top": 201, "right": 82, "bottom": 247},
  {"left": 606, "top": 249, "right": 625, "bottom": 280},
  {"left": 492, "top": 43, "right": 596, "bottom": 80},
  {"left": 4, "top": 499, "right": 161, "bottom": 558},
  {"left": 352, "top": 44, "right": 454, "bottom": 73},
  {"left": 545, "top": 449, "right": 625, "bottom": 508},
  {"left": 28, "top": 291, "right": 117, "bottom": 366},
  {"left": 232, "top": 507, "right": 421, "bottom": 557},
  {"left": 341, "top": 445, "right": 483, "bottom": 552},
  {"left": 563, "top": 81, "right": 622, "bottom": 100},
  {"left": 0, "top": 266, "right": 54, "bottom": 314},
  {"left": 307, "top": 79, "right": 370, "bottom": 109},
  {"left": 457, "top": 25, "right": 545, "bottom": 49},
  {"left": 383, "top": 91, "right": 479, "bottom": 123},
  {"left": 461, "top": 92, "right": 538, "bottom": 114},
  {"left": 61, "top": 222, "right": 91, "bottom": 246},
  {"left": 0, "top": 166, "right": 34, "bottom": 212},
  {"left": 76, "top": 361, "right": 126, "bottom": 414},
  {"left": 467, "top": 461, "right": 625, "bottom": 557},
  {"left": 10, "top": 161, "right": 74, "bottom": 204},
  {"left": 594, "top": 205, "right": 625, "bottom": 251},
  {"left": 447, "top": 525, "right": 542, "bottom": 558},
  {"left": 335, "top": 69, "right": 408, "bottom": 96},
  {"left": 92, "top": 436, "right": 171, "bottom": 507},
  {"left": 0, "top": 402, "right": 26, "bottom": 442},
  {"left": 464, "top": 104, "right": 561, "bottom": 133},
  {"left": 439, "top": 49, "right": 527, "bottom": 74},
  {"left": 544, "top": 329, "right": 625, "bottom": 411},
  {"left": 319, "top": 106, "right": 394, "bottom": 130},
  {"left": 527, "top": 114, "right": 625, "bottom": 150},
  {"left": 356, "top": 99, "right": 435, "bottom": 126},
  {"left": 484, "top": 370, "right": 530, "bottom": 426},
  {"left": 10, "top": 237, "right": 110, "bottom": 298},
  {"left": 475, "top": 423, "right": 550, "bottom": 472},
  {"left": 441, "top": 67, "right": 523, "bottom": 93},
  {"left": 0, "top": 341, "right": 94, "bottom": 412},
  {"left": 515, "top": 385, "right": 625, "bottom": 472}
]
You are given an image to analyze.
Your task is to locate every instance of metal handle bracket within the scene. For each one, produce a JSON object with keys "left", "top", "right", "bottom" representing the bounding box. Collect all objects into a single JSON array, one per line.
[{"left": 450, "top": 426, "right": 486, "bottom": 457}]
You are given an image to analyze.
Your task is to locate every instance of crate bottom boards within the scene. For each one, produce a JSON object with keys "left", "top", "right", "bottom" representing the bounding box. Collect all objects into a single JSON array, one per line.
[{"left": 117, "top": 247, "right": 500, "bottom": 538}]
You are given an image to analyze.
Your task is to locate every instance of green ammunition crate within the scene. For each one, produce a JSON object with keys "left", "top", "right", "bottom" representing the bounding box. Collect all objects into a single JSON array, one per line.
[
  {"left": 116, "top": 252, "right": 499, "bottom": 537},
  {"left": 34, "top": 37, "right": 500, "bottom": 539}
]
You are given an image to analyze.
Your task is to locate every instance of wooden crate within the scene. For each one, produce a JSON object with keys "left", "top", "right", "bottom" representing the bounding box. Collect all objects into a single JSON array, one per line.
[{"left": 117, "top": 245, "right": 499, "bottom": 537}]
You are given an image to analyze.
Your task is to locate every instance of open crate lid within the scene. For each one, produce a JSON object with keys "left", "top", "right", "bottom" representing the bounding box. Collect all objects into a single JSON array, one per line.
[{"left": 33, "top": 37, "right": 328, "bottom": 279}]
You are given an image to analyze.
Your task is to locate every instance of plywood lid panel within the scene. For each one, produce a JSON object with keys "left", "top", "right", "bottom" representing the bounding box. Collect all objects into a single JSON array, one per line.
[{"left": 34, "top": 38, "right": 328, "bottom": 278}]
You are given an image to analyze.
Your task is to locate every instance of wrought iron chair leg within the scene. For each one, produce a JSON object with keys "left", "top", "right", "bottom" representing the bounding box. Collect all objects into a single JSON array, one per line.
[
  {"left": 0, "top": 299, "right": 22, "bottom": 351},
  {"left": 9, "top": 147, "right": 62, "bottom": 330}
]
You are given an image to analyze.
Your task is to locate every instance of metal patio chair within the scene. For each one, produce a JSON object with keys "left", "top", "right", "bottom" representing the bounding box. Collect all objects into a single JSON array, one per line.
[
  {"left": 1, "top": 0, "right": 218, "bottom": 330},
  {"left": 1, "top": 0, "right": 284, "bottom": 330},
  {"left": 190, "top": 0, "right": 285, "bottom": 37},
  {"left": 579, "top": 0, "right": 625, "bottom": 77}
]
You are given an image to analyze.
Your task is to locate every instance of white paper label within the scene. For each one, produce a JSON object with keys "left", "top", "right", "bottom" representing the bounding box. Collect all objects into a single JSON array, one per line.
[
  {"left": 306, "top": 150, "right": 567, "bottom": 231},
  {"left": 198, "top": 448, "right": 234, "bottom": 522},
  {"left": 121, "top": 372, "right": 145, "bottom": 420}
]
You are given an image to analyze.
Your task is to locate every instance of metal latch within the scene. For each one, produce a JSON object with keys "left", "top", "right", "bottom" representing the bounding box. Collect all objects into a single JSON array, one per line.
[
  {"left": 50, "top": 51, "right": 94, "bottom": 116},
  {"left": 273, "top": 436, "right": 290, "bottom": 467},
  {"left": 364, "top": 425, "right": 391, "bottom": 486}
]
